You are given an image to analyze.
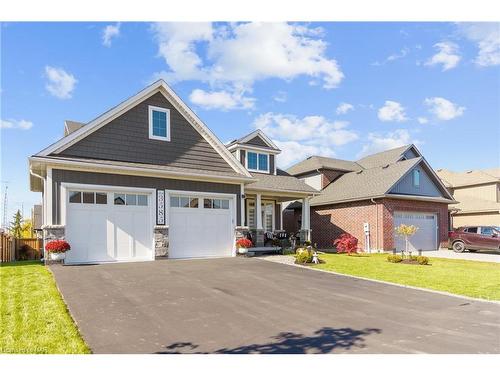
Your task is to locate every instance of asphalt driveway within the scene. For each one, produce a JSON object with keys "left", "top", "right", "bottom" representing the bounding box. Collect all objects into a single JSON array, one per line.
[{"left": 50, "top": 257, "right": 500, "bottom": 354}]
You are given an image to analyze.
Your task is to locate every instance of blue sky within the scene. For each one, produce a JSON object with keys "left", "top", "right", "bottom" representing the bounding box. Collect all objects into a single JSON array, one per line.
[{"left": 1, "top": 22, "right": 499, "bottom": 221}]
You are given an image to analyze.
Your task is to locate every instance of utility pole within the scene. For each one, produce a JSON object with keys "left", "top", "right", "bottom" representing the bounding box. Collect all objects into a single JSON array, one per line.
[{"left": 1, "top": 184, "right": 8, "bottom": 230}]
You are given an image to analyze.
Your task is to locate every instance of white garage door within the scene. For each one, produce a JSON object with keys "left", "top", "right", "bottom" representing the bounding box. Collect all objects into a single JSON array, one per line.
[
  {"left": 65, "top": 188, "right": 154, "bottom": 264},
  {"left": 394, "top": 211, "right": 437, "bottom": 251},
  {"left": 169, "top": 194, "right": 234, "bottom": 259}
]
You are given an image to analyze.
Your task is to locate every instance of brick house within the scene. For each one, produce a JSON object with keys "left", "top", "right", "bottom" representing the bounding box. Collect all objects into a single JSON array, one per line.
[{"left": 284, "top": 145, "right": 456, "bottom": 252}]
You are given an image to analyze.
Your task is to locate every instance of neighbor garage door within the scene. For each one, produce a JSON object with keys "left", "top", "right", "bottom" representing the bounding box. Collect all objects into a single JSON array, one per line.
[
  {"left": 168, "top": 194, "right": 234, "bottom": 259},
  {"left": 65, "top": 188, "right": 154, "bottom": 264},
  {"left": 394, "top": 211, "right": 437, "bottom": 251}
]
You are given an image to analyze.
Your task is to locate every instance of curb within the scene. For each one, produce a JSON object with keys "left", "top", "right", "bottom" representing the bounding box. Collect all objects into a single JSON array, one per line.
[{"left": 257, "top": 256, "right": 500, "bottom": 305}]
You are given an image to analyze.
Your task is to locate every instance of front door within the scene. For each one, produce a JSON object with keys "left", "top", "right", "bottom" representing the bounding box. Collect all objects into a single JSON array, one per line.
[{"left": 246, "top": 199, "right": 274, "bottom": 232}]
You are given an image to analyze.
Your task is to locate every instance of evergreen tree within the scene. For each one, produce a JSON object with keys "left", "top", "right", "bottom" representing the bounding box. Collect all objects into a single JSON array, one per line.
[{"left": 9, "top": 210, "right": 23, "bottom": 238}]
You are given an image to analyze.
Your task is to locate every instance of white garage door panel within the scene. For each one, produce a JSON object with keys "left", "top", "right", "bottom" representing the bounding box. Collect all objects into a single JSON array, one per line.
[
  {"left": 394, "top": 211, "right": 437, "bottom": 251},
  {"left": 169, "top": 196, "right": 234, "bottom": 259},
  {"left": 65, "top": 190, "right": 153, "bottom": 264}
]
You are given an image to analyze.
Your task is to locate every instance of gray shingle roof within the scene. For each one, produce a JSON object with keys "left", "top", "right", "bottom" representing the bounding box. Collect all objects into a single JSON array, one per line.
[
  {"left": 310, "top": 157, "right": 422, "bottom": 206},
  {"left": 246, "top": 171, "right": 319, "bottom": 194},
  {"left": 356, "top": 145, "right": 411, "bottom": 169},
  {"left": 287, "top": 156, "right": 362, "bottom": 176}
]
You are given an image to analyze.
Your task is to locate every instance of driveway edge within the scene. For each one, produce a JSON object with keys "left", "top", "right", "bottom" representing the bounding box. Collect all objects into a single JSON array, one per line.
[{"left": 258, "top": 257, "right": 500, "bottom": 305}]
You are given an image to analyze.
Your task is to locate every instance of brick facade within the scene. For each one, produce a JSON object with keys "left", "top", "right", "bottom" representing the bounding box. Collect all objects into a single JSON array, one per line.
[{"left": 295, "top": 198, "right": 449, "bottom": 251}]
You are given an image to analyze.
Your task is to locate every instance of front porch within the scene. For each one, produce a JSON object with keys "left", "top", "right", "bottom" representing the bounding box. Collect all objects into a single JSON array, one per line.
[{"left": 237, "top": 189, "right": 312, "bottom": 247}]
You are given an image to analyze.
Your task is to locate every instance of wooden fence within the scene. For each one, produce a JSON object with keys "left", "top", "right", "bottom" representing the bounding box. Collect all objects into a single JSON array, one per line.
[
  {"left": 0, "top": 234, "right": 43, "bottom": 262},
  {"left": 0, "top": 232, "right": 15, "bottom": 263}
]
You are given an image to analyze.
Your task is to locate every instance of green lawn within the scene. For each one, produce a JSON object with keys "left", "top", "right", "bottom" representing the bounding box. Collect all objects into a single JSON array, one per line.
[
  {"left": 0, "top": 261, "right": 90, "bottom": 354},
  {"left": 312, "top": 253, "right": 500, "bottom": 301}
]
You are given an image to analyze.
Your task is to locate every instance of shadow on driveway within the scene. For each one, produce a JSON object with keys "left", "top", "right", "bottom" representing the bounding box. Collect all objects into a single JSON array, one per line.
[{"left": 157, "top": 327, "right": 382, "bottom": 354}]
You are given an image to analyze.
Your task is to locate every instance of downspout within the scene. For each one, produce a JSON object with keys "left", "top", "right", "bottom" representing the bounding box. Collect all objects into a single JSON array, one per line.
[{"left": 370, "top": 198, "right": 379, "bottom": 251}]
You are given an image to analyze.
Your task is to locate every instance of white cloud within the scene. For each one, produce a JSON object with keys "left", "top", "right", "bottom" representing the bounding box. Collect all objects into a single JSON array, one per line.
[
  {"left": 458, "top": 23, "right": 500, "bottom": 67},
  {"left": 272, "top": 91, "right": 287, "bottom": 103},
  {"left": 189, "top": 88, "right": 255, "bottom": 110},
  {"left": 417, "top": 117, "right": 429, "bottom": 124},
  {"left": 424, "top": 97, "right": 465, "bottom": 121},
  {"left": 425, "top": 42, "right": 461, "bottom": 71},
  {"left": 377, "top": 100, "right": 408, "bottom": 122},
  {"left": 372, "top": 47, "right": 410, "bottom": 66},
  {"left": 151, "top": 22, "right": 213, "bottom": 83},
  {"left": 336, "top": 102, "right": 354, "bottom": 115},
  {"left": 150, "top": 22, "right": 344, "bottom": 109},
  {"left": 253, "top": 112, "right": 358, "bottom": 167},
  {"left": 357, "top": 129, "right": 417, "bottom": 158},
  {"left": 0, "top": 119, "right": 33, "bottom": 130},
  {"left": 102, "top": 23, "right": 121, "bottom": 47},
  {"left": 44, "top": 66, "right": 77, "bottom": 99}
]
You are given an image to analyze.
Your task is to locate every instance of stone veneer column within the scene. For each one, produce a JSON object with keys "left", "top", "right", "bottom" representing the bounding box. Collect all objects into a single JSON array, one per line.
[
  {"left": 42, "top": 225, "right": 65, "bottom": 264},
  {"left": 154, "top": 225, "right": 169, "bottom": 258},
  {"left": 42, "top": 225, "right": 65, "bottom": 241},
  {"left": 235, "top": 226, "right": 249, "bottom": 241}
]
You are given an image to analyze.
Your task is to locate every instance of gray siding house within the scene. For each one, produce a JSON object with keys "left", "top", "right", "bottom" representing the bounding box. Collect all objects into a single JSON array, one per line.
[{"left": 29, "top": 80, "right": 316, "bottom": 264}]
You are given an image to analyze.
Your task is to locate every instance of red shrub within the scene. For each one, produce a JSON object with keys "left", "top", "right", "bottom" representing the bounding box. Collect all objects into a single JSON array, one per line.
[
  {"left": 236, "top": 238, "right": 253, "bottom": 249},
  {"left": 333, "top": 233, "right": 359, "bottom": 255},
  {"left": 45, "top": 240, "right": 71, "bottom": 253}
]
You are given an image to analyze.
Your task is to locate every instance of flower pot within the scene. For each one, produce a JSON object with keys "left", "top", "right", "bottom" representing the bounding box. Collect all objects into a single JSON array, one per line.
[
  {"left": 50, "top": 252, "right": 66, "bottom": 261},
  {"left": 238, "top": 247, "right": 248, "bottom": 255}
]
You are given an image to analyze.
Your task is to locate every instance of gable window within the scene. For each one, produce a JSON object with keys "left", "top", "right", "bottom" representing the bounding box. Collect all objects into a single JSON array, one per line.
[
  {"left": 412, "top": 169, "right": 420, "bottom": 187},
  {"left": 148, "top": 105, "right": 170, "bottom": 141},
  {"left": 246, "top": 151, "right": 269, "bottom": 172}
]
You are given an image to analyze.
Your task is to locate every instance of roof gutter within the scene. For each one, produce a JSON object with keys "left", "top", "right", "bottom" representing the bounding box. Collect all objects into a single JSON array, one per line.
[{"left": 310, "top": 194, "right": 457, "bottom": 207}]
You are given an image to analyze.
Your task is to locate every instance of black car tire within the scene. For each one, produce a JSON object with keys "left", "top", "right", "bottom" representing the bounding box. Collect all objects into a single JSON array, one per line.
[{"left": 452, "top": 241, "right": 466, "bottom": 253}]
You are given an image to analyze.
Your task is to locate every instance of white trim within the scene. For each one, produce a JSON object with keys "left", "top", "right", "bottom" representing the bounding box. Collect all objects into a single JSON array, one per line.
[
  {"left": 237, "top": 129, "right": 280, "bottom": 150},
  {"left": 240, "top": 183, "right": 245, "bottom": 227},
  {"left": 245, "top": 187, "right": 315, "bottom": 197},
  {"left": 227, "top": 143, "right": 281, "bottom": 155},
  {"left": 30, "top": 156, "right": 254, "bottom": 184},
  {"left": 46, "top": 167, "right": 53, "bottom": 225},
  {"left": 36, "top": 80, "right": 251, "bottom": 178},
  {"left": 148, "top": 105, "right": 171, "bottom": 141},
  {"left": 246, "top": 150, "right": 270, "bottom": 173}
]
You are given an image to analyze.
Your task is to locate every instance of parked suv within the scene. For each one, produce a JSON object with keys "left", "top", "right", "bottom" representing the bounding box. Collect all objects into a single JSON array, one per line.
[{"left": 448, "top": 226, "right": 500, "bottom": 253}]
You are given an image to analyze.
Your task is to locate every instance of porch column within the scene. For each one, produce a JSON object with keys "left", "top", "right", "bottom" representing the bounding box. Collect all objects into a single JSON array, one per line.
[
  {"left": 256, "top": 193, "right": 263, "bottom": 230},
  {"left": 255, "top": 193, "right": 264, "bottom": 246},
  {"left": 300, "top": 197, "right": 311, "bottom": 243},
  {"left": 279, "top": 202, "right": 284, "bottom": 230},
  {"left": 240, "top": 183, "right": 245, "bottom": 226}
]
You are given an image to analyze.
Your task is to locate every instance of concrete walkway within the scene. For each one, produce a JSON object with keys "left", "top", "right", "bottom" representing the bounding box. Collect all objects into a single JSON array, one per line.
[{"left": 426, "top": 249, "right": 500, "bottom": 263}]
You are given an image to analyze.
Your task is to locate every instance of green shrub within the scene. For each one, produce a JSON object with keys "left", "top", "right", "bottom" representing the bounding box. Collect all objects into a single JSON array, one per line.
[
  {"left": 387, "top": 254, "right": 403, "bottom": 263},
  {"left": 295, "top": 248, "right": 313, "bottom": 264},
  {"left": 416, "top": 256, "right": 429, "bottom": 265}
]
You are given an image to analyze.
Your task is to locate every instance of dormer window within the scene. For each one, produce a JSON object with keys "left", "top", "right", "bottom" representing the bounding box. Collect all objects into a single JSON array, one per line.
[
  {"left": 247, "top": 151, "right": 269, "bottom": 173},
  {"left": 148, "top": 105, "right": 170, "bottom": 141}
]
